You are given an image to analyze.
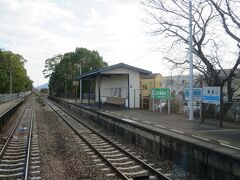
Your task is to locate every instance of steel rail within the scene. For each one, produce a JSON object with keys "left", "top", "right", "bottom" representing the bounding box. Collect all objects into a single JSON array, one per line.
[
  {"left": 44, "top": 98, "right": 129, "bottom": 180},
  {"left": 46, "top": 98, "right": 171, "bottom": 180},
  {"left": 24, "top": 98, "right": 34, "bottom": 180},
  {"left": 0, "top": 100, "right": 29, "bottom": 157}
]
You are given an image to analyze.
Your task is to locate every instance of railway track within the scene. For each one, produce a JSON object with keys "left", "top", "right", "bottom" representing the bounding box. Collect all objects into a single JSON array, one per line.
[
  {"left": 45, "top": 98, "right": 172, "bottom": 180},
  {"left": 0, "top": 98, "right": 41, "bottom": 180}
]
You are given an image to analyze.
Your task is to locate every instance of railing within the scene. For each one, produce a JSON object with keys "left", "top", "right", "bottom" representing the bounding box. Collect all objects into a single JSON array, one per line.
[
  {"left": 177, "top": 100, "right": 240, "bottom": 122},
  {"left": 0, "top": 92, "right": 31, "bottom": 103},
  {"left": 0, "top": 94, "right": 18, "bottom": 103},
  {"left": 0, "top": 91, "right": 31, "bottom": 127}
]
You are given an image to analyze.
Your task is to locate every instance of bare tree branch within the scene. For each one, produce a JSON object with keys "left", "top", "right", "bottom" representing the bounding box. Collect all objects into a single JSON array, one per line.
[
  {"left": 209, "top": 0, "right": 240, "bottom": 43},
  {"left": 142, "top": 0, "right": 240, "bottom": 101}
]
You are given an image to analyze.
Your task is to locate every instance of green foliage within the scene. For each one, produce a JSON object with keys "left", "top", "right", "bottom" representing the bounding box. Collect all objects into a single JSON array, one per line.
[
  {"left": 0, "top": 49, "right": 33, "bottom": 93},
  {"left": 170, "top": 100, "right": 180, "bottom": 113},
  {"left": 42, "top": 54, "right": 63, "bottom": 78},
  {"left": 40, "top": 88, "right": 48, "bottom": 93},
  {"left": 44, "top": 47, "right": 108, "bottom": 97}
]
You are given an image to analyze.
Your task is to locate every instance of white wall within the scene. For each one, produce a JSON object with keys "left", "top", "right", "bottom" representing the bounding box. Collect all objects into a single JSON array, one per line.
[
  {"left": 95, "top": 67, "right": 140, "bottom": 108},
  {"left": 98, "top": 74, "right": 128, "bottom": 106}
]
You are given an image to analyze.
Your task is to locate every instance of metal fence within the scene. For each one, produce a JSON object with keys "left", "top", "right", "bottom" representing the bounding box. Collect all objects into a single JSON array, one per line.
[
  {"left": 137, "top": 89, "right": 240, "bottom": 122},
  {"left": 0, "top": 92, "right": 31, "bottom": 104},
  {"left": 222, "top": 102, "right": 240, "bottom": 122},
  {"left": 177, "top": 100, "right": 240, "bottom": 122}
]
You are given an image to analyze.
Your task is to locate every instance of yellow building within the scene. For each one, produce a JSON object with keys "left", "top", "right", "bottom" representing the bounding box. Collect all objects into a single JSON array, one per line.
[{"left": 140, "top": 73, "right": 163, "bottom": 97}]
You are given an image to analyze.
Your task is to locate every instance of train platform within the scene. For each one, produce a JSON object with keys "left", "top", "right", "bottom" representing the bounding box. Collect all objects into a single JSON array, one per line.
[
  {"left": 104, "top": 109, "right": 240, "bottom": 152},
  {"left": 0, "top": 98, "right": 22, "bottom": 116},
  {"left": 62, "top": 98, "right": 240, "bottom": 153}
]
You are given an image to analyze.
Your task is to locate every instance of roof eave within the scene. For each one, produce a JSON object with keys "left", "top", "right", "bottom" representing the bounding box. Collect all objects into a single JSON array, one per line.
[{"left": 75, "top": 62, "right": 152, "bottom": 80}]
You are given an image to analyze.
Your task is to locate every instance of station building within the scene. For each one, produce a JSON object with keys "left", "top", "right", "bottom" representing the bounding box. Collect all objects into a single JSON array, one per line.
[{"left": 75, "top": 63, "right": 151, "bottom": 108}]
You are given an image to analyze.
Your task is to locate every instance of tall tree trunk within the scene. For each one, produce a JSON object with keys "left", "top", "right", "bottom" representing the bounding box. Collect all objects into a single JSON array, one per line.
[
  {"left": 220, "top": 85, "right": 224, "bottom": 128},
  {"left": 227, "top": 80, "right": 233, "bottom": 102}
]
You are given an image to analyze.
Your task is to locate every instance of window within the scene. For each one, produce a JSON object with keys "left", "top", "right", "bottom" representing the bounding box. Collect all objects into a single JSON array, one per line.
[
  {"left": 109, "top": 88, "right": 123, "bottom": 97},
  {"left": 113, "top": 88, "right": 117, "bottom": 96},
  {"left": 142, "top": 85, "right": 147, "bottom": 90},
  {"left": 118, "top": 88, "right": 121, "bottom": 97}
]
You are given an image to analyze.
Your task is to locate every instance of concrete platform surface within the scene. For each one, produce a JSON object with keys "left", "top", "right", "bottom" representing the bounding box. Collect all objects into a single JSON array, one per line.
[
  {"left": 106, "top": 109, "right": 240, "bottom": 151},
  {"left": 0, "top": 98, "right": 22, "bottom": 116},
  {"left": 63, "top": 98, "right": 240, "bottom": 153}
]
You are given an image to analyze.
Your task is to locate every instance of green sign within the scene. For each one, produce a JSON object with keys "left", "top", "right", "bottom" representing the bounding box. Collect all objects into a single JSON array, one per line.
[{"left": 151, "top": 88, "right": 170, "bottom": 99}]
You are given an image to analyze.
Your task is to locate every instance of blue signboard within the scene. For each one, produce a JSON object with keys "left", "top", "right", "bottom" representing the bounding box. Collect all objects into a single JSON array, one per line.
[
  {"left": 202, "top": 87, "right": 220, "bottom": 104},
  {"left": 184, "top": 88, "right": 202, "bottom": 101}
]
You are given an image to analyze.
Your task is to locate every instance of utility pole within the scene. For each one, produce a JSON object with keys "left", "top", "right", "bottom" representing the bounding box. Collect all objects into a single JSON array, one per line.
[
  {"left": 79, "top": 62, "right": 82, "bottom": 103},
  {"left": 10, "top": 68, "right": 12, "bottom": 94},
  {"left": 65, "top": 72, "right": 67, "bottom": 98},
  {"left": 188, "top": 0, "right": 194, "bottom": 120}
]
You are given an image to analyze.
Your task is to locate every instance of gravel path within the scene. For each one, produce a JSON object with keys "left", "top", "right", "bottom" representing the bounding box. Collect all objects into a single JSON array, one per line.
[{"left": 36, "top": 97, "right": 107, "bottom": 180}]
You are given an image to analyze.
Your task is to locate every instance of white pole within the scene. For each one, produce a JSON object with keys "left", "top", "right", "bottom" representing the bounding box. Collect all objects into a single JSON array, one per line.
[
  {"left": 153, "top": 98, "right": 155, "bottom": 112},
  {"left": 168, "top": 98, "right": 170, "bottom": 114},
  {"left": 189, "top": 0, "right": 194, "bottom": 120},
  {"left": 200, "top": 101, "right": 202, "bottom": 119},
  {"left": 79, "top": 62, "right": 82, "bottom": 103},
  {"left": 10, "top": 68, "right": 12, "bottom": 94},
  {"left": 160, "top": 99, "right": 162, "bottom": 113}
]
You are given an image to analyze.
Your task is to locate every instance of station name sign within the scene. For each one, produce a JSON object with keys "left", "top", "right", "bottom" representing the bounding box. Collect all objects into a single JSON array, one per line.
[
  {"left": 202, "top": 86, "right": 220, "bottom": 104},
  {"left": 184, "top": 87, "right": 220, "bottom": 104},
  {"left": 184, "top": 88, "right": 202, "bottom": 101},
  {"left": 151, "top": 88, "right": 170, "bottom": 99},
  {"left": 72, "top": 80, "right": 79, "bottom": 86}
]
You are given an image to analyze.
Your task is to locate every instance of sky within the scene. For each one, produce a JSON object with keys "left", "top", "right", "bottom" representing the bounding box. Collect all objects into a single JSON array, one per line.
[{"left": 0, "top": 0, "right": 173, "bottom": 86}]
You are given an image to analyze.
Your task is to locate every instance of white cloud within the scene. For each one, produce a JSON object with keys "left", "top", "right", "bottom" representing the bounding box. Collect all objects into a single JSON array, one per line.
[
  {"left": 0, "top": 0, "right": 169, "bottom": 86},
  {"left": 0, "top": 0, "right": 79, "bottom": 85}
]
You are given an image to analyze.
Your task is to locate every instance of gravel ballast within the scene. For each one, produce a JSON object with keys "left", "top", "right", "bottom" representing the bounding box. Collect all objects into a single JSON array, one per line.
[{"left": 36, "top": 97, "right": 107, "bottom": 180}]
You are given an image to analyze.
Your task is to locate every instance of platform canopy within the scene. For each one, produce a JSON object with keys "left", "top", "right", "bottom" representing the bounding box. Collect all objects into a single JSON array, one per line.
[
  {"left": 75, "top": 63, "right": 152, "bottom": 109},
  {"left": 75, "top": 63, "right": 151, "bottom": 80}
]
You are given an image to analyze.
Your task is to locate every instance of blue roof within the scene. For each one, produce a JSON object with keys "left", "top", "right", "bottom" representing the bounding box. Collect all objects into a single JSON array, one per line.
[{"left": 75, "top": 63, "right": 151, "bottom": 80}]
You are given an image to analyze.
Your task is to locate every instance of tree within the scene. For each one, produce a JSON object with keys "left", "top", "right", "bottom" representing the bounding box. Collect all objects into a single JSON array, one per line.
[
  {"left": 209, "top": 0, "right": 240, "bottom": 101},
  {"left": 142, "top": 0, "right": 232, "bottom": 84},
  {"left": 0, "top": 50, "right": 33, "bottom": 93},
  {"left": 142, "top": 0, "right": 240, "bottom": 126},
  {"left": 44, "top": 47, "right": 108, "bottom": 97},
  {"left": 42, "top": 54, "right": 63, "bottom": 78}
]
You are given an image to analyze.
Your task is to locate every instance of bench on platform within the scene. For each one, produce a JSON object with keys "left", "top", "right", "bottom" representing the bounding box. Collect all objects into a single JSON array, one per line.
[{"left": 106, "top": 97, "right": 125, "bottom": 106}]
